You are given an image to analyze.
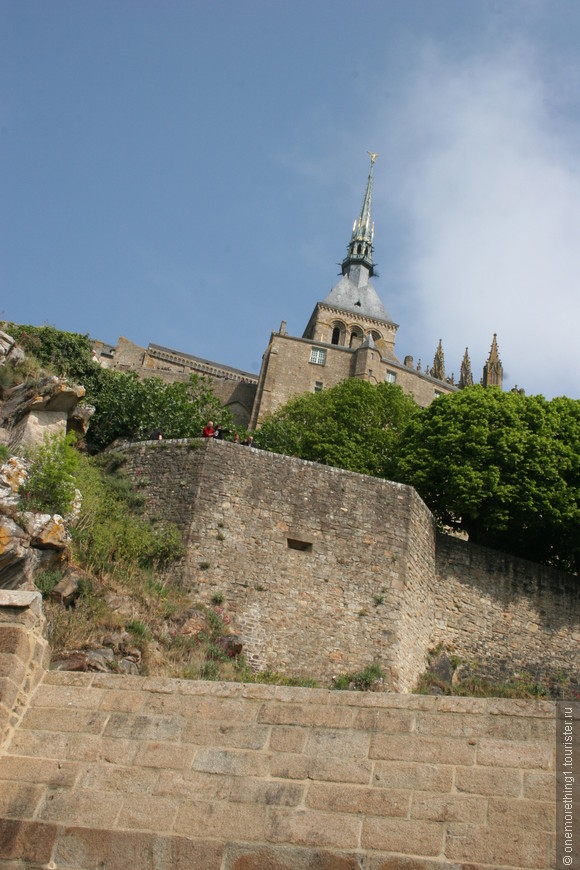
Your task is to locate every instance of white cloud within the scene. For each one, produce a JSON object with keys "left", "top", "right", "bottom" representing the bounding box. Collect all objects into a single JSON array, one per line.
[{"left": 383, "top": 42, "right": 580, "bottom": 398}]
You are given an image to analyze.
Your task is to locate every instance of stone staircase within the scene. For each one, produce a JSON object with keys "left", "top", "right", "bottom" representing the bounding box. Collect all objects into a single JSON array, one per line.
[{"left": 0, "top": 594, "right": 557, "bottom": 869}]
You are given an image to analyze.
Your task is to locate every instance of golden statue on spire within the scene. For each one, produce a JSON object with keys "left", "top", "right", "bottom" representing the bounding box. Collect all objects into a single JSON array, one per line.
[{"left": 367, "top": 150, "right": 378, "bottom": 165}]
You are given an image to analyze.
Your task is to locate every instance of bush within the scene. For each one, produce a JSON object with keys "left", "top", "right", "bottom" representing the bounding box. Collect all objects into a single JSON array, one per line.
[
  {"left": 34, "top": 569, "right": 63, "bottom": 599},
  {"left": 20, "top": 432, "right": 79, "bottom": 515}
]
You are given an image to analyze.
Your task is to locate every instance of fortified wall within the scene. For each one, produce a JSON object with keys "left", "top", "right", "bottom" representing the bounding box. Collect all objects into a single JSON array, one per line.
[
  {"left": 0, "top": 595, "right": 561, "bottom": 869},
  {"left": 119, "top": 439, "right": 580, "bottom": 693}
]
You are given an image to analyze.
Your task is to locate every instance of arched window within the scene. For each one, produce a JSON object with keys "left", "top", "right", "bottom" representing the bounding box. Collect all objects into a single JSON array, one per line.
[
  {"left": 330, "top": 321, "right": 345, "bottom": 346},
  {"left": 349, "top": 327, "right": 363, "bottom": 348},
  {"left": 370, "top": 330, "right": 382, "bottom": 343},
  {"left": 357, "top": 243, "right": 362, "bottom": 254}
]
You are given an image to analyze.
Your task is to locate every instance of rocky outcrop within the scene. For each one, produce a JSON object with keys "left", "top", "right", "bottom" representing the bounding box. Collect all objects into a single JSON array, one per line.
[
  {"left": 0, "top": 377, "right": 90, "bottom": 449},
  {"left": 0, "top": 457, "right": 70, "bottom": 590},
  {"left": 0, "top": 329, "right": 94, "bottom": 449},
  {"left": 0, "top": 330, "right": 24, "bottom": 368}
]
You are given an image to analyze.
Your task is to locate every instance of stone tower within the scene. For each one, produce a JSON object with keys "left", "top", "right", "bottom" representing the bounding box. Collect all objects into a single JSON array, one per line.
[
  {"left": 248, "top": 154, "right": 458, "bottom": 428},
  {"left": 482, "top": 333, "right": 503, "bottom": 388}
]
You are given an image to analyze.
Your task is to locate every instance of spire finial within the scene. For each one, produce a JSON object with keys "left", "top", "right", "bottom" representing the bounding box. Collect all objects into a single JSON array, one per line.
[{"left": 341, "top": 153, "right": 377, "bottom": 277}]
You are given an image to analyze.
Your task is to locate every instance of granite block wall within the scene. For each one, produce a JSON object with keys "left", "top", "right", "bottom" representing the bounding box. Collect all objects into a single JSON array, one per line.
[
  {"left": 433, "top": 534, "right": 580, "bottom": 692},
  {"left": 0, "top": 673, "right": 561, "bottom": 870},
  {"left": 119, "top": 439, "right": 579, "bottom": 693}
]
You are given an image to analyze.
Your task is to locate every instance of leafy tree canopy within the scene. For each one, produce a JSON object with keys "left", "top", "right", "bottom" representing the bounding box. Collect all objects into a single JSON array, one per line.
[
  {"left": 254, "top": 379, "right": 419, "bottom": 477},
  {"left": 394, "top": 386, "right": 580, "bottom": 573},
  {"left": 87, "top": 370, "right": 230, "bottom": 451}
]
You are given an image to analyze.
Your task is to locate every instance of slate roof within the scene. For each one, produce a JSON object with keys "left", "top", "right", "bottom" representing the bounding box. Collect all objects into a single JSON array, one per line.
[{"left": 322, "top": 272, "right": 393, "bottom": 324}]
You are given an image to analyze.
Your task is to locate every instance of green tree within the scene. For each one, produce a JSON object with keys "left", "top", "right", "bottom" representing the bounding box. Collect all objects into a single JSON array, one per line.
[
  {"left": 254, "top": 379, "right": 418, "bottom": 477},
  {"left": 87, "top": 371, "right": 230, "bottom": 450},
  {"left": 394, "top": 386, "right": 580, "bottom": 572}
]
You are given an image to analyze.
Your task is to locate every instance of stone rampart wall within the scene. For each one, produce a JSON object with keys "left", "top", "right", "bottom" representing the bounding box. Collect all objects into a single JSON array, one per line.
[
  {"left": 393, "top": 489, "right": 437, "bottom": 691},
  {"left": 434, "top": 534, "right": 580, "bottom": 692},
  {"left": 0, "top": 670, "right": 559, "bottom": 869},
  {"left": 120, "top": 440, "right": 426, "bottom": 689},
  {"left": 119, "top": 439, "right": 579, "bottom": 693}
]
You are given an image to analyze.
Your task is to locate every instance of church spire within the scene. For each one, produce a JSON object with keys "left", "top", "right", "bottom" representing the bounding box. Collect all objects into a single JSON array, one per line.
[{"left": 342, "top": 151, "right": 377, "bottom": 278}]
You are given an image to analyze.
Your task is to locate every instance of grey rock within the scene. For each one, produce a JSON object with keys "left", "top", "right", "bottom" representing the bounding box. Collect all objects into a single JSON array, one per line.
[{"left": 430, "top": 653, "right": 454, "bottom": 686}]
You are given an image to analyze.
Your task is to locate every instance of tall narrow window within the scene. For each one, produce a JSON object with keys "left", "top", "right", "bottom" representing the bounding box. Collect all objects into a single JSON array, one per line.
[{"left": 331, "top": 326, "right": 341, "bottom": 345}]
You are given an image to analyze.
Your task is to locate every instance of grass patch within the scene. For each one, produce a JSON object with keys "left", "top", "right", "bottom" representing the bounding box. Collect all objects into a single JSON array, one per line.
[
  {"left": 34, "top": 569, "right": 63, "bottom": 599},
  {"left": 332, "top": 663, "right": 385, "bottom": 691}
]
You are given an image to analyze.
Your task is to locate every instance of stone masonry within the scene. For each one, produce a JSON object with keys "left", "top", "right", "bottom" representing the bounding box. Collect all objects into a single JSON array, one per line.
[
  {"left": 119, "top": 439, "right": 580, "bottom": 693},
  {"left": 0, "top": 597, "right": 560, "bottom": 869},
  {"left": 119, "top": 439, "right": 436, "bottom": 690}
]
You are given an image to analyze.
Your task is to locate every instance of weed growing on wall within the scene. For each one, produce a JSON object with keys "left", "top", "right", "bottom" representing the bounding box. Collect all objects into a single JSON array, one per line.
[
  {"left": 415, "top": 649, "right": 575, "bottom": 700},
  {"left": 332, "top": 663, "right": 385, "bottom": 691},
  {"left": 72, "top": 453, "right": 184, "bottom": 576}
]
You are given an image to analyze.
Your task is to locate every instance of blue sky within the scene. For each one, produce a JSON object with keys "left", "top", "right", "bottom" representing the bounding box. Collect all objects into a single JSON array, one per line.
[{"left": 2, "top": 0, "right": 580, "bottom": 399}]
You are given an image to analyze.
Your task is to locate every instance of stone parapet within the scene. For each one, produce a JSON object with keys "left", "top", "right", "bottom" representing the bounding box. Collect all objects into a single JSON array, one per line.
[{"left": 0, "top": 675, "right": 557, "bottom": 868}]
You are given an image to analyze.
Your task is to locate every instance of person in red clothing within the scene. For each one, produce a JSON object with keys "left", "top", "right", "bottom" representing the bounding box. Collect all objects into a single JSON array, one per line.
[{"left": 202, "top": 420, "right": 215, "bottom": 438}]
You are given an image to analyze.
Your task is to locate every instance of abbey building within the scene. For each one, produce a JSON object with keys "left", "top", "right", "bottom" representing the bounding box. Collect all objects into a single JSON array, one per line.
[{"left": 94, "top": 155, "right": 504, "bottom": 428}]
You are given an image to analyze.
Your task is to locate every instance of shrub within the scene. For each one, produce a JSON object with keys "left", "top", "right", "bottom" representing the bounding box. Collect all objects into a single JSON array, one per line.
[
  {"left": 34, "top": 569, "right": 63, "bottom": 598},
  {"left": 21, "top": 432, "right": 79, "bottom": 515},
  {"left": 71, "top": 452, "right": 184, "bottom": 576}
]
